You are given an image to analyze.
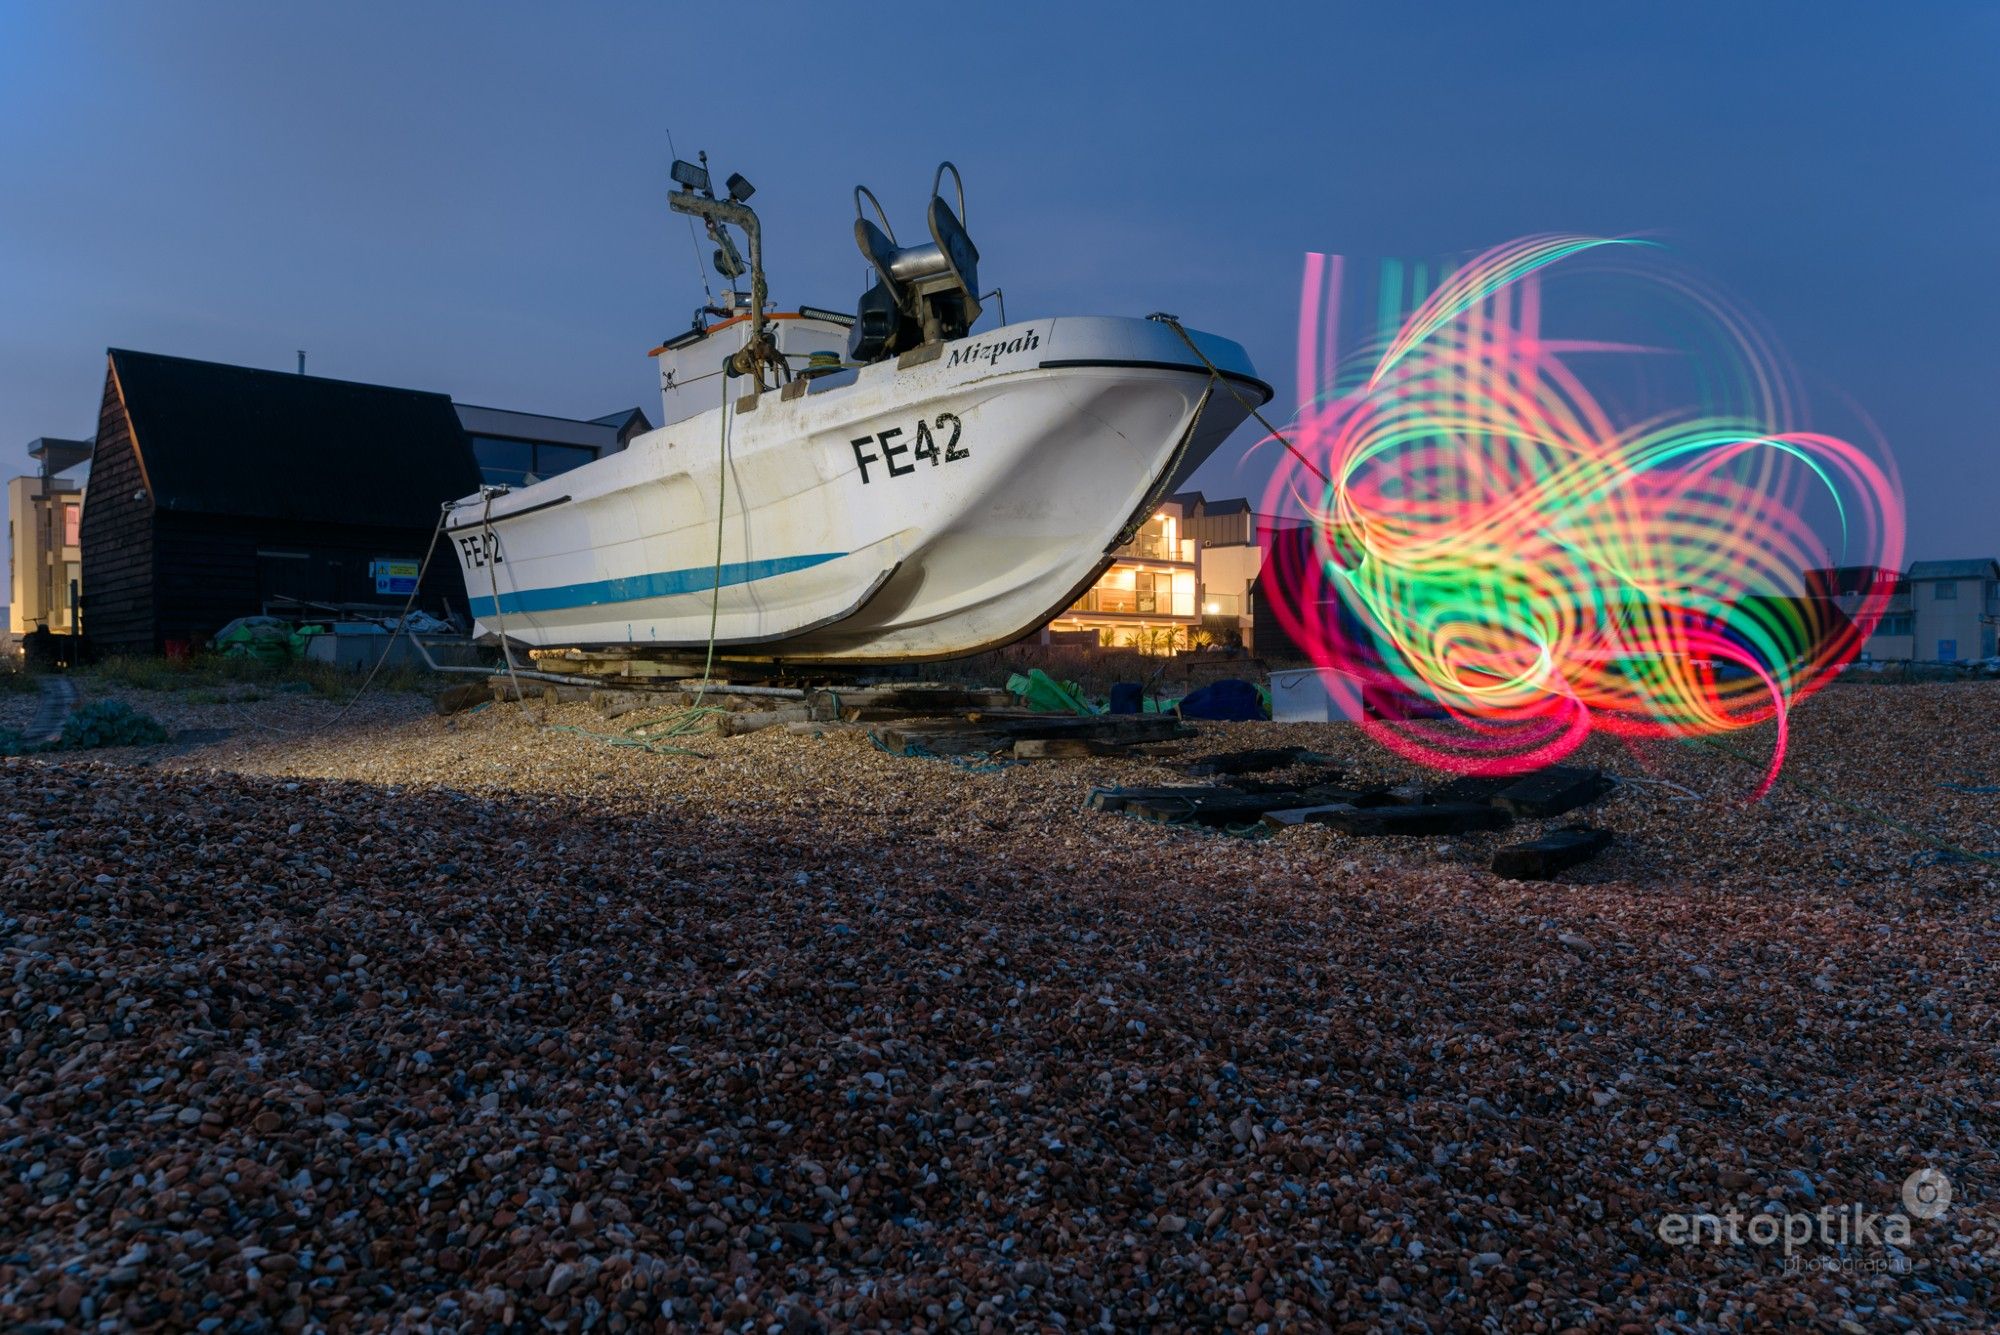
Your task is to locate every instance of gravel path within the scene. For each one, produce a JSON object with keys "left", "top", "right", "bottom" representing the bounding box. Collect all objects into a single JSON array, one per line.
[{"left": 1, "top": 680, "right": 1994, "bottom": 1331}]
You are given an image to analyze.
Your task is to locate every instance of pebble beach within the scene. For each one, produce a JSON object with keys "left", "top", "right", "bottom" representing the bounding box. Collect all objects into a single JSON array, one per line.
[{"left": 3, "top": 678, "right": 1995, "bottom": 1331}]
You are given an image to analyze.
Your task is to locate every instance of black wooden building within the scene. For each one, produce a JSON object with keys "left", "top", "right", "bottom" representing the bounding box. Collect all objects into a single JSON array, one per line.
[{"left": 80, "top": 349, "right": 481, "bottom": 653}]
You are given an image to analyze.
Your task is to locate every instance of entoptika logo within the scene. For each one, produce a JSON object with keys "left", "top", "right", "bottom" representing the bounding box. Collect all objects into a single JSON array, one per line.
[
  {"left": 1903, "top": 1168, "right": 1953, "bottom": 1221},
  {"left": 1656, "top": 1168, "right": 1954, "bottom": 1271}
]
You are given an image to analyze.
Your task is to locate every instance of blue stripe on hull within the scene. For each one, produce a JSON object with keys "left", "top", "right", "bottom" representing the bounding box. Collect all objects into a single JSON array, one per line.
[{"left": 469, "top": 552, "right": 847, "bottom": 617}]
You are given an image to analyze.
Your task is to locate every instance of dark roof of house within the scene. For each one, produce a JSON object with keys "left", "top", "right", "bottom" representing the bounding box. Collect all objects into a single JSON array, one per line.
[
  {"left": 1906, "top": 558, "right": 1999, "bottom": 581},
  {"left": 110, "top": 349, "right": 478, "bottom": 528},
  {"left": 29, "top": 436, "right": 94, "bottom": 470},
  {"left": 455, "top": 402, "right": 622, "bottom": 450},
  {"left": 1805, "top": 565, "right": 1907, "bottom": 597},
  {"left": 590, "top": 407, "right": 653, "bottom": 435},
  {"left": 1166, "top": 490, "right": 1255, "bottom": 518}
]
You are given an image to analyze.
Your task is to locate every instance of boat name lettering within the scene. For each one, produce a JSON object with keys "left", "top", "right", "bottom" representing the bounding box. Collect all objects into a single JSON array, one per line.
[
  {"left": 457, "top": 532, "right": 504, "bottom": 567},
  {"left": 850, "top": 413, "right": 967, "bottom": 485},
  {"left": 946, "top": 329, "right": 1041, "bottom": 370}
]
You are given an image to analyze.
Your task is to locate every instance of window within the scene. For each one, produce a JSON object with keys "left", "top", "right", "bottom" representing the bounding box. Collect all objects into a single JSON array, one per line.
[
  {"left": 62, "top": 502, "right": 80, "bottom": 547},
  {"left": 1878, "top": 614, "right": 1912, "bottom": 637},
  {"left": 472, "top": 435, "right": 599, "bottom": 486},
  {"left": 1934, "top": 581, "right": 1957, "bottom": 600},
  {"left": 1071, "top": 567, "right": 1193, "bottom": 617},
  {"left": 472, "top": 437, "right": 534, "bottom": 485},
  {"left": 535, "top": 444, "right": 595, "bottom": 476}
]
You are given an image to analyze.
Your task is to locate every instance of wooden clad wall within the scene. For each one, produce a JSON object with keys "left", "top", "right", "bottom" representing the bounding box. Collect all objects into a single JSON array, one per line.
[
  {"left": 76, "top": 361, "right": 156, "bottom": 652},
  {"left": 152, "top": 515, "right": 465, "bottom": 644}
]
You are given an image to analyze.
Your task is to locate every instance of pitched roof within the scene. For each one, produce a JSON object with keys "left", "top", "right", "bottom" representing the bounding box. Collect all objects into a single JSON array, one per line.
[
  {"left": 1907, "top": 558, "right": 1999, "bottom": 580},
  {"left": 1805, "top": 566, "right": 1906, "bottom": 597},
  {"left": 110, "top": 349, "right": 478, "bottom": 529},
  {"left": 1166, "top": 490, "right": 1252, "bottom": 516},
  {"left": 590, "top": 407, "right": 654, "bottom": 437},
  {"left": 455, "top": 402, "right": 623, "bottom": 451}
]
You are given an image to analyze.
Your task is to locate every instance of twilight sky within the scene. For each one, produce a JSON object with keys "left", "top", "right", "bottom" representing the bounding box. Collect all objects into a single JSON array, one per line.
[{"left": 2, "top": 3, "right": 1995, "bottom": 561}]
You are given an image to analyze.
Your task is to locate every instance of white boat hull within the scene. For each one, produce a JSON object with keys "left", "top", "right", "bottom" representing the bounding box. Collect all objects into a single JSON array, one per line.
[{"left": 445, "top": 316, "right": 1269, "bottom": 662}]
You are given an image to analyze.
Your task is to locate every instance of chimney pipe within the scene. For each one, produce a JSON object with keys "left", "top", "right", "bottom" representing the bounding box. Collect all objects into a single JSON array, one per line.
[{"left": 297, "top": 350, "right": 306, "bottom": 375}]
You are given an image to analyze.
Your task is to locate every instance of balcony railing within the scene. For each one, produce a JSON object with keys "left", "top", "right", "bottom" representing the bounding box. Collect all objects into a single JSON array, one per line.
[
  {"left": 1121, "top": 534, "right": 1195, "bottom": 562},
  {"left": 1070, "top": 588, "right": 1196, "bottom": 618}
]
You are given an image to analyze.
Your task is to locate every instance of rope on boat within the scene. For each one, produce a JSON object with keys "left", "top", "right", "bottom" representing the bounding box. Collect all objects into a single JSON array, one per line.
[
  {"left": 523, "top": 376, "right": 739, "bottom": 759},
  {"left": 690, "top": 378, "right": 733, "bottom": 705},
  {"left": 238, "top": 508, "right": 451, "bottom": 739},
  {"left": 309, "top": 506, "right": 453, "bottom": 737},
  {"left": 480, "top": 487, "right": 540, "bottom": 723},
  {"left": 543, "top": 703, "right": 726, "bottom": 758},
  {"left": 1157, "top": 316, "right": 1332, "bottom": 489},
  {"left": 665, "top": 127, "right": 717, "bottom": 309},
  {"left": 866, "top": 729, "right": 1018, "bottom": 774},
  {"left": 280, "top": 372, "right": 739, "bottom": 754}
]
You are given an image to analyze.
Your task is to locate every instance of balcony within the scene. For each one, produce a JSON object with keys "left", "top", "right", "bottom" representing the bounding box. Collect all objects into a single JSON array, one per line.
[
  {"left": 1119, "top": 533, "right": 1195, "bottom": 563},
  {"left": 1069, "top": 585, "right": 1196, "bottom": 619}
]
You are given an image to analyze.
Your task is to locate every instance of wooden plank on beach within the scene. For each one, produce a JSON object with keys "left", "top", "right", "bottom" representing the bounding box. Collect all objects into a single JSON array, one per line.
[
  {"left": 1124, "top": 788, "right": 1345, "bottom": 827},
  {"left": 879, "top": 714, "right": 1188, "bottom": 755},
  {"left": 1493, "top": 767, "right": 1615, "bottom": 819},
  {"left": 1492, "top": 826, "right": 1614, "bottom": 878},
  {"left": 1306, "top": 802, "right": 1514, "bottom": 836},
  {"left": 1181, "top": 747, "right": 1343, "bottom": 777},
  {"left": 1014, "top": 737, "right": 1135, "bottom": 759}
]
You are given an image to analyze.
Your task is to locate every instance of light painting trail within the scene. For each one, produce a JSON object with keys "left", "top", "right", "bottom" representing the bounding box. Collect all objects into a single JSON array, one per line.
[{"left": 1260, "top": 236, "right": 1905, "bottom": 798}]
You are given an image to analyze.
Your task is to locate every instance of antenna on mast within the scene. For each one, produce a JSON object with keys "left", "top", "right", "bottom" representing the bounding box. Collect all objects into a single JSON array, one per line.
[
  {"left": 665, "top": 129, "right": 714, "bottom": 310},
  {"left": 669, "top": 151, "right": 783, "bottom": 399}
]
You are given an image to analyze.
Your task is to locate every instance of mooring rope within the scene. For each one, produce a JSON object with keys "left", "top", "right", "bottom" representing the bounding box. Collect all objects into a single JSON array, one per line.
[
  {"left": 310, "top": 505, "right": 453, "bottom": 737},
  {"left": 1158, "top": 316, "right": 1331, "bottom": 488},
  {"left": 530, "top": 373, "right": 739, "bottom": 757},
  {"left": 690, "top": 376, "right": 733, "bottom": 706},
  {"left": 481, "top": 487, "right": 538, "bottom": 723}
]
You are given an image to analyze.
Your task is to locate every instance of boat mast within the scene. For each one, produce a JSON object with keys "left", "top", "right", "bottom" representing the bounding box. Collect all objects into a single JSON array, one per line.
[{"left": 669, "top": 154, "right": 783, "bottom": 401}]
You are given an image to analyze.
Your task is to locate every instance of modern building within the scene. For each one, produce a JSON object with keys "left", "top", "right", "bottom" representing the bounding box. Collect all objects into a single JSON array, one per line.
[
  {"left": 1170, "top": 491, "right": 1307, "bottom": 651},
  {"left": 1035, "top": 492, "right": 1306, "bottom": 654},
  {"left": 1043, "top": 500, "right": 1200, "bottom": 651},
  {"left": 80, "top": 350, "right": 483, "bottom": 653},
  {"left": 7, "top": 436, "right": 92, "bottom": 634},
  {"left": 456, "top": 403, "right": 651, "bottom": 488},
  {"left": 1809, "top": 560, "right": 1999, "bottom": 663},
  {"left": 1899, "top": 559, "right": 1998, "bottom": 661}
]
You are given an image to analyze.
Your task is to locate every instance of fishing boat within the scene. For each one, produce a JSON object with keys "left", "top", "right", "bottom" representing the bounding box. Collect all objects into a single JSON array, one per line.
[{"left": 444, "top": 157, "right": 1271, "bottom": 663}]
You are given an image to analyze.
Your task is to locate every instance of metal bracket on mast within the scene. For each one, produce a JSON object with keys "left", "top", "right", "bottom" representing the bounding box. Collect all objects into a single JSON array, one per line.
[{"left": 669, "top": 154, "right": 784, "bottom": 400}]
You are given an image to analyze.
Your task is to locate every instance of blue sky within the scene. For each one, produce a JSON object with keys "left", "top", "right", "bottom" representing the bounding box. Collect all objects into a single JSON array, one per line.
[{"left": 2, "top": 2, "right": 1994, "bottom": 560}]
